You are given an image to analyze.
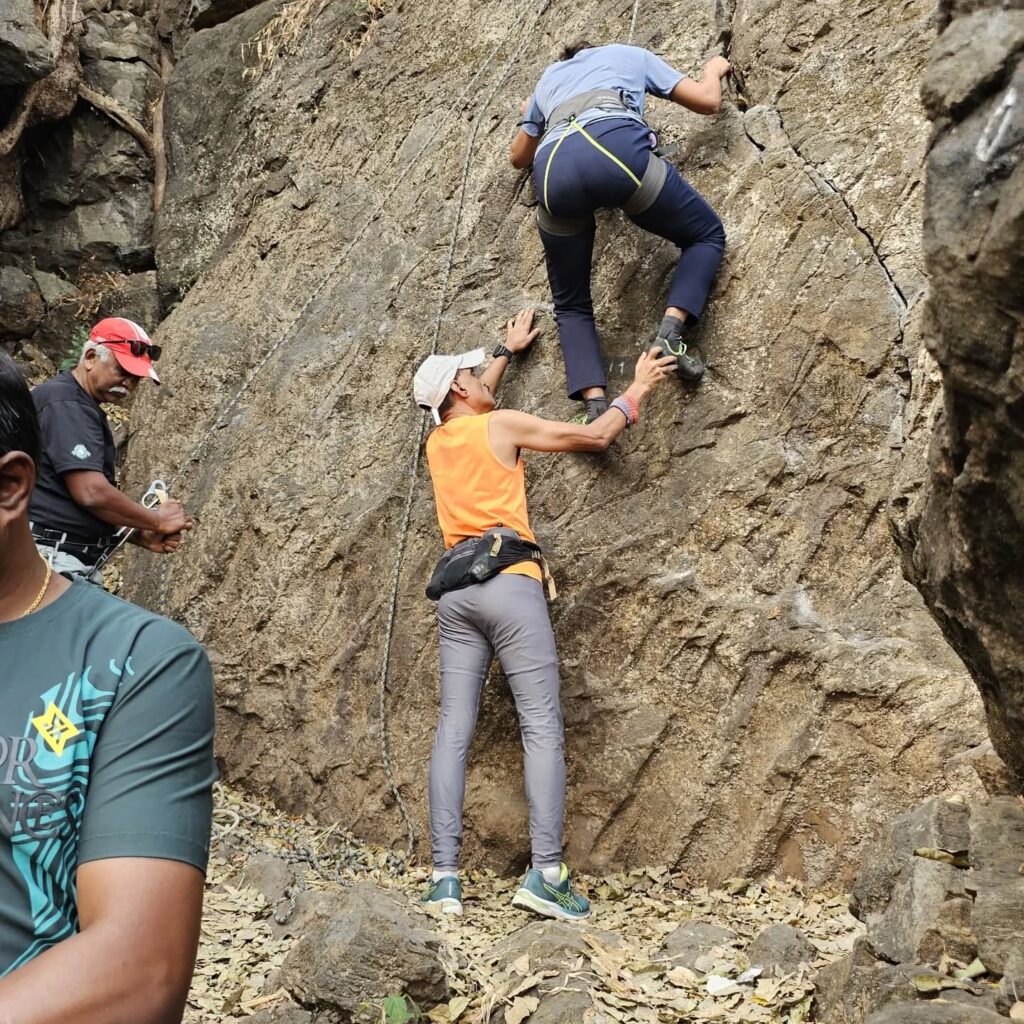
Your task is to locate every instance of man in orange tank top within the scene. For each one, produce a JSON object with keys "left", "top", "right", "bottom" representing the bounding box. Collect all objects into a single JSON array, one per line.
[{"left": 413, "top": 309, "right": 675, "bottom": 920}]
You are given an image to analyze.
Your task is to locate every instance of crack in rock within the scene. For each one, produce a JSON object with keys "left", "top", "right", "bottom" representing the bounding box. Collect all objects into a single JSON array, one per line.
[{"left": 773, "top": 107, "right": 909, "bottom": 321}]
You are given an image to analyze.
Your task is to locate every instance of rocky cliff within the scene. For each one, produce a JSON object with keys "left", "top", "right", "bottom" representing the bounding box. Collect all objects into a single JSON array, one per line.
[
  {"left": 106, "top": 0, "right": 993, "bottom": 883},
  {"left": 893, "top": 0, "right": 1024, "bottom": 790}
]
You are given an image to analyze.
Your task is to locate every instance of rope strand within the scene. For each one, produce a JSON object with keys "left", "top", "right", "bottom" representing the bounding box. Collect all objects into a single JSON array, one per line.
[{"left": 375, "top": 0, "right": 554, "bottom": 860}]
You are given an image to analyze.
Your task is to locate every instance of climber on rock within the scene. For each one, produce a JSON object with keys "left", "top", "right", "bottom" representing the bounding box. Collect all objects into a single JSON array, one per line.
[
  {"left": 510, "top": 41, "right": 730, "bottom": 421},
  {"left": 0, "top": 351, "right": 216, "bottom": 1019},
  {"left": 29, "top": 317, "right": 192, "bottom": 583},
  {"left": 413, "top": 308, "right": 675, "bottom": 920}
]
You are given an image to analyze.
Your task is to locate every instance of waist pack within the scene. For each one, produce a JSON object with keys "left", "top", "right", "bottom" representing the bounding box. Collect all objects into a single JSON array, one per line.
[{"left": 426, "top": 528, "right": 556, "bottom": 601}]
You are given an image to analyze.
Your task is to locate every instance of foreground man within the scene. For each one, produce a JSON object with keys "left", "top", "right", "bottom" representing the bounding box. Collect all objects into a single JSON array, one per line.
[
  {"left": 414, "top": 309, "right": 674, "bottom": 919},
  {"left": 511, "top": 42, "right": 729, "bottom": 420},
  {"left": 0, "top": 351, "right": 216, "bottom": 1021},
  {"left": 30, "top": 317, "right": 192, "bottom": 582}
]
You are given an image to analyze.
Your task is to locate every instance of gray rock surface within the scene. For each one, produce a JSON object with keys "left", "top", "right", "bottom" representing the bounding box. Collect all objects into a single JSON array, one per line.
[
  {"left": 865, "top": 1004, "right": 1008, "bottom": 1024},
  {"left": 123, "top": 0, "right": 986, "bottom": 881},
  {"left": 0, "top": 0, "right": 53, "bottom": 84},
  {"left": 969, "top": 797, "right": 1024, "bottom": 989},
  {"left": 893, "top": 0, "right": 1024, "bottom": 787},
  {"left": 486, "top": 921, "right": 622, "bottom": 1023},
  {"left": 748, "top": 923, "right": 816, "bottom": 976},
  {"left": 850, "top": 797, "right": 974, "bottom": 965},
  {"left": 819, "top": 795, "right": 1024, "bottom": 1022},
  {"left": 661, "top": 921, "right": 736, "bottom": 969},
  {"left": 246, "top": 1009, "right": 314, "bottom": 1024},
  {"left": 278, "top": 882, "right": 447, "bottom": 1015},
  {"left": 0, "top": 265, "right": 44, "bottom": 336},
  {"left": 238, "top": 851, "right": 295, "bottom": 905}
]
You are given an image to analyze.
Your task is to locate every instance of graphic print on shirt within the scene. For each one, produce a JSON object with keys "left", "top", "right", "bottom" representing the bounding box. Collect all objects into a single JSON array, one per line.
[{"left": 1, "top": 665, "right": 117, "bottom": 974}]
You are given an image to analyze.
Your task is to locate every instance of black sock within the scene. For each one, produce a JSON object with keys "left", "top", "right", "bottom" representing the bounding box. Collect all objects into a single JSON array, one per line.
[{"left": 658, "top": 314, "right": 686, "bottom": 340}]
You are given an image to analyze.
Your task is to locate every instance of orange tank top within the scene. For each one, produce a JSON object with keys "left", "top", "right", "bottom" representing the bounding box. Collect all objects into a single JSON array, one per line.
[{"left": 425, "top": 412, "right": 541, "bottom": 582}]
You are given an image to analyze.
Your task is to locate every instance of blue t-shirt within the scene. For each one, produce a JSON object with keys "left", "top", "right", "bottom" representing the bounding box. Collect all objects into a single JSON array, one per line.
[{"left": 523, "top": 44, "right": 685, "bottom": 150}]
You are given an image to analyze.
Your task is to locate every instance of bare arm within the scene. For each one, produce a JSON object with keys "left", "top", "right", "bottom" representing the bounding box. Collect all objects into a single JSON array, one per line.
[
  {"left": 488, "top": 349, "right": 676, "bottom": 460},
  {"left": 510, "top": 129, "right": 541, "bottom": 169},
  {"left": 670, "top": 56, "right": 731, "bottom": 115},
  {"left": 479, "top": 309, "right": 541, "bottom": 394},
  {"left": 64, "top": 470, "right": 191, "bottom": 535},
  {"left": 0, "top": 858, "right": 205, "bottom": 1024}
]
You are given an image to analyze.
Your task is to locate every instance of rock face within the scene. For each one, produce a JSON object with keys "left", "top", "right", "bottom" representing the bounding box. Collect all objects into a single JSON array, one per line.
[
  {"left": 123, "top": 0, "right": 987, "bottom": 882},
  {"left": 0, "top": 0, "right": 160, "bottom": 371},
  {"left": 816, "top": 795, "right": 1024, "bottom": 1024},
  {"left": 0, "top": 0, "right": 53, "bottom": 84},
  {"left": 892, "top": 0, "right": 1024, "bottom": 786},
  {"left": 278, "top": 883, "right": 448, "bottom": 1016}
]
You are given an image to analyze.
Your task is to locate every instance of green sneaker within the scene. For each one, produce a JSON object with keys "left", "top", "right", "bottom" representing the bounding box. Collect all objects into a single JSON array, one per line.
[
  {"left": 511, "top": 863, "right": 591, "bottom": 921},
  {"left": 421, "top": 876, "right": 463, "bottom": 915}
]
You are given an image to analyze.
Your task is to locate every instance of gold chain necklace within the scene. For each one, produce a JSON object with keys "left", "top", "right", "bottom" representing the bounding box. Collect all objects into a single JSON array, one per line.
[{"left": 21, "top": 558, "right": 53, "bottom": 618}]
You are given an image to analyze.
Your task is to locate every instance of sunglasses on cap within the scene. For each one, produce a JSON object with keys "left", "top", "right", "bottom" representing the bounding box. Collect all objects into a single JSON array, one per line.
[{"left": 103, "top": 339, "right": 162, "bottom": 361}]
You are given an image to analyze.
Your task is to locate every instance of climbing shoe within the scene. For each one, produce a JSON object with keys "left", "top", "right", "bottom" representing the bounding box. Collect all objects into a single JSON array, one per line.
[
  {"left": 511, "top": 863, "right": 591, "bottom": 921},
  {"left": 656, "top": 314, "right": 705, "bottom": 383},
  {"left": 584, "top": 397, "right": 609, "bottom": 423},
  {"left": 421, "top": 875, "right": 463, "bottom": 915}
]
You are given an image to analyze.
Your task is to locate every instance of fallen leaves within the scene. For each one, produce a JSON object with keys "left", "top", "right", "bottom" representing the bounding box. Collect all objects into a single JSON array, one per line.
[{"left": 185, "top": 785, "right": 864, "bottom": 1024}]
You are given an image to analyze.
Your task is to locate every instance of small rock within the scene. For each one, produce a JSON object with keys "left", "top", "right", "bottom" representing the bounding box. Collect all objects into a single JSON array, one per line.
[
  {"left": 488, "top": 921, "right": 622, "bottom": 1023},
  {"left": 748, "top": 923, "right": 816, "bottom": 976},
  {"left": 246, "top": 1008, "right": 313, "bottom": 1024},
  {"left": 0, "top": 266, "right": 44, "bottom": 337},
  {"left": 866, "top": 1001, "right": 1009, "bottom": 1023},
  {"left": 31, "top": 270, "right": 77, "bottom": 309},
  {"left": 238, "top": 852, "right": 295, "bottom": 906},
  {"left": 661, "top": 921, "right": 737, "bottom": 970},
  {"left": 278, "top": 882, "right": 447, "bottom": 1018}
]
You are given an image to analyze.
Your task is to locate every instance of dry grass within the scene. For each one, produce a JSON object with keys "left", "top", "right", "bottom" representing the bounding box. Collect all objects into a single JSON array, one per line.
[{"left": 242, "top": 0, "right": 390, "bottom": 82}]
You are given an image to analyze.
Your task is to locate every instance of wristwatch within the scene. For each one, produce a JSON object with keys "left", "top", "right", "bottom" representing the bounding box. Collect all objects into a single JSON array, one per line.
[{"left": 493, "top": 343, "right": 514, "bottom": 361}]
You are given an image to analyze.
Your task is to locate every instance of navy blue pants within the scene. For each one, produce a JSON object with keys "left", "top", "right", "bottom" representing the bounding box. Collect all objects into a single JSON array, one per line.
[{"left": 534, "top": 118, "right": 726, "bottom": 399}]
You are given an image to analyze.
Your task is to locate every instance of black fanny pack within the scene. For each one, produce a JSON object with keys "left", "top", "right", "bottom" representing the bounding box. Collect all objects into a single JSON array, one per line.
[{"left": 426, "top": 528, "right": 555, "bottom": 601}]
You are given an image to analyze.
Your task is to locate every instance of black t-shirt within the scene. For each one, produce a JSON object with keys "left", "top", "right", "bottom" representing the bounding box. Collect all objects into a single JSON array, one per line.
[{"left": 29, "top": 372, "right": 117, "bottom": 546}]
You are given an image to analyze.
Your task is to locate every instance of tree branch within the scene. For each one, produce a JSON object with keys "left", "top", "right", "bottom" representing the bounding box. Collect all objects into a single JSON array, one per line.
[{"left": 78, "top": 83, "right": 156, "bottom": 161}]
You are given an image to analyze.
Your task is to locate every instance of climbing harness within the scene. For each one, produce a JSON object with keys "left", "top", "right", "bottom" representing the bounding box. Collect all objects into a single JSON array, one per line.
[
  {"left": 34, "top": 478, "right": 169, "bottom": 581},
  {"left": 537, "top": 88, "right": 668, "bottom": 236},
  {"left": 91, "top": 479, "right": 170, "bottom": 575}
]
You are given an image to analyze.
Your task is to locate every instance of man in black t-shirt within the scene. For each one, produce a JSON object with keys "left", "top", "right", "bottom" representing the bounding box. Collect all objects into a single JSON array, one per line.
[
  {"left": 30, "top": 317, "right": 193, "bottom": 580},
  {"left": 0, "top": 350, "right": 216, "bottom": 1021}
]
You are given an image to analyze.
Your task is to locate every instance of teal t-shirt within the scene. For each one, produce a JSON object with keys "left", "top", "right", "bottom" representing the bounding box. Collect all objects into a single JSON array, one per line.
[{"left": 0, "top": 577, "right": 217, "bottom": 976}]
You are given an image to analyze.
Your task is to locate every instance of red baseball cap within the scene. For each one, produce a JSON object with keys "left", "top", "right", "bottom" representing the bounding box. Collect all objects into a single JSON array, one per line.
[{"left": 89, "top": 317, "right": 161, "bottom": 383}]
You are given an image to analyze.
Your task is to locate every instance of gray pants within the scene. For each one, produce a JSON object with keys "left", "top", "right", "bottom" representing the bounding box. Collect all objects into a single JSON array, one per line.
[
  {"left": 430, "top": 573, "right": 565, "bottom": 869},
  {"left": 35, "top": 543, "right": 104, "bottom": 585}
]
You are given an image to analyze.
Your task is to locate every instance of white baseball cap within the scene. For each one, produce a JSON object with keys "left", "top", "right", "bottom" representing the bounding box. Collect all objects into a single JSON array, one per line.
[{"left": 413, "top": 349, "right": 486, "bottom": 424}]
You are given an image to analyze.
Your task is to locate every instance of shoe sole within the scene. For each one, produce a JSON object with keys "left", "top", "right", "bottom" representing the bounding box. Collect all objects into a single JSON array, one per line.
[
  {"left": 424, "top": 898, "right": 463, "bottom": 916},
  {"left": 511, "top": 887, "right": 591, "bottom": 921}
]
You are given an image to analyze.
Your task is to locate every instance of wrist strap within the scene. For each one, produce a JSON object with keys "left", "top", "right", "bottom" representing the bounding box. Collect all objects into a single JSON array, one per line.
[{"left": 610, "top": 396, "right": 638, "bottom": 427}]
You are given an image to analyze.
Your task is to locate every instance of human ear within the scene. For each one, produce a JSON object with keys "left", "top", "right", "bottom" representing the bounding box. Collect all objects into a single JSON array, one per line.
[{"left": 0, "top": 451, "right": 35, "bottom": 525}]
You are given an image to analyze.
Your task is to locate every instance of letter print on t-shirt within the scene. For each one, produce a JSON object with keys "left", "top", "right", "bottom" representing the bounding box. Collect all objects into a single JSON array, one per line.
[{"left": 1, "top": 667, "right": 117, "bottom": 972}]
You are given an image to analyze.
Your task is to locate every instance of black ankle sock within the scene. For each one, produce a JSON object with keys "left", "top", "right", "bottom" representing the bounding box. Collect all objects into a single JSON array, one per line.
[{"left": 658, "top": 314, "right": 686, "bottom": 340}]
